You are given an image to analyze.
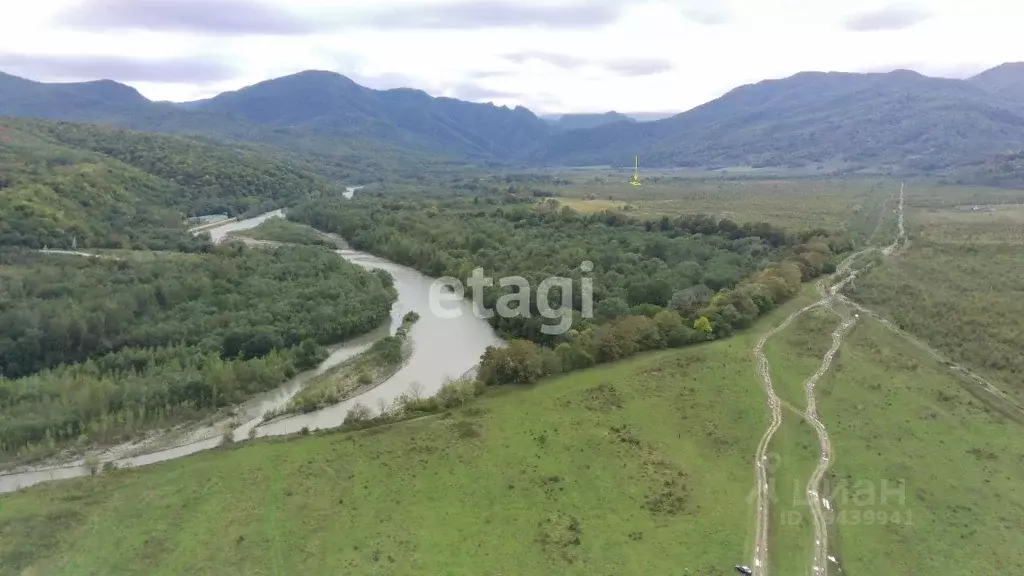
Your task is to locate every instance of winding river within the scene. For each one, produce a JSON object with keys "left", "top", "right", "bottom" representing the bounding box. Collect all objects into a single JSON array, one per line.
[{"left": 0, "top": 194, "right": 503, "bottom": 493}]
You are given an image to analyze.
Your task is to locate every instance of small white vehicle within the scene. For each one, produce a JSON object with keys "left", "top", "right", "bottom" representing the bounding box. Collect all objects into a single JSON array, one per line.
[{"left": 735, "top": 566, "right": 753, "bottom": 575}]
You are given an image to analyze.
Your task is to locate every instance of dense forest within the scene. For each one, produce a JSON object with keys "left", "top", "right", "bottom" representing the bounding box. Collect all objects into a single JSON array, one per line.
[
  {"left": 289, "top": 194, "right": 850, "bottom": 383},
  {"left": 22, "top": 119, "right": 342, "bottom": 217},
  {"left": 0, "top": 245, "right": 396, "bottom": 456},
  {"left": 0, "top": 122, "right": 205, "bottom": 251},
  {"left": 0, "top": 117, "right": 348, "bottom": 251}
]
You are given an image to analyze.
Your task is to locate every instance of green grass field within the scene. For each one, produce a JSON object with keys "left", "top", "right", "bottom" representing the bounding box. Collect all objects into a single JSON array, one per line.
[
  {"left": 758, "top": 294, "right": 1024, "bottom": 574},
  {"left": 229, "top": 218, "right": 337, "bottom": 247},
  {"left": 549, "top": 196, "right": 630, "bottom": 213},
  {"left": 851, "top": 183, "right": 1024, "bottom": 403},
  {"left": 548, "top": 177, "right": 896, "bottom": 237},
  {"left": 0, "top": 297, "right": 798, "bottom": 576}
]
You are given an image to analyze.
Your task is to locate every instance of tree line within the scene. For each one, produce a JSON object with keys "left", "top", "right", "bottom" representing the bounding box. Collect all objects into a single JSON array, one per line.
[{"left": 289, "top": 194, "right": 850, "bottom": 385}]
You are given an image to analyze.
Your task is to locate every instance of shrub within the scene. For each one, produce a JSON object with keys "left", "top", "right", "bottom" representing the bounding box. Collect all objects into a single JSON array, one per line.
[
  {"left": 344, "top": 403, "right": 374, "bottom": 425},
  {"left": 84, "top": 454, "right": 101, "bottom": 476}
]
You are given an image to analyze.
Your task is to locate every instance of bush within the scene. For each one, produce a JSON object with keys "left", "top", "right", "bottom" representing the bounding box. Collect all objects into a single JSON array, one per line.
[
  {"left": 344, "top": 403, "right": 374, "bottom": 425},
  {"left": 435, "top": 377, "right": 478, "bottom": 408},
  {"left": 84, "top": 454, "right": 101, "bottom": 476}
]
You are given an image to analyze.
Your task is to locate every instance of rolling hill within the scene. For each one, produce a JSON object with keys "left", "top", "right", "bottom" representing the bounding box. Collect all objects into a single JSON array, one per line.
[{"left": 0, "top": 117, "right": 343, "bottom": 250}]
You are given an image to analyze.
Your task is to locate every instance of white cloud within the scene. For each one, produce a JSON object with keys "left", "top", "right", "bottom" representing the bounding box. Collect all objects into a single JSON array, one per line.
[{"left": 0, "top": 0, "right": 1023, "bottom": 112}]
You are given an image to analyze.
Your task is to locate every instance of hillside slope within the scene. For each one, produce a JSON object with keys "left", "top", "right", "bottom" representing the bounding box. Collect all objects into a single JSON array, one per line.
[
  {"left": 970, "top": 62, "right": 1024, "bottom": 101},
  {"left": 6, "top": 65, "right": 1024, "bottom": 173},
  {"left": 0, "top": 117, "right": 342, "bottom": 249},
  {"left": 543, "top": 111, "right": 637, "bottom": 131},
  {"left": 526, "top": 69, "right": 1024, "bottom": 170},
  {"left": 187, "top": 70, "right": 552, "bottom": 159},
  {"left": 0, "top": 72, "right": 462, "bottom": 179}
]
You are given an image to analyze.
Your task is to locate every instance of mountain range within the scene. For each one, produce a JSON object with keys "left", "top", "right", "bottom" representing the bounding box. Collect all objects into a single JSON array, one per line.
[{"left": 3, "top": 63, "right": 1024, "bottom": 175}]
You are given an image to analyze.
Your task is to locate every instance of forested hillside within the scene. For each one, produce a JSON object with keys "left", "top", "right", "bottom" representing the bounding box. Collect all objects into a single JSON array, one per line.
[
  {"left": 525, "top": 69, "right": 1024, "bottom": 170},
  {"left": 0, "top": 118, "right": 345, "bottom": 250},
  {"left": 543, "top": 112, "right": 636, "bottom": 131},
  {"left": 187, "top": 70, "right": 552, "bottom": 159},
  {"left": 0, "top": 246, "right": 396, "bottom": 456},
  {"left": 970, "top": 62, "right": 1024, "bottom": 101},
  {"left": 946, "top": 150, "right": 1024, "bottom": 187},
  {"left": 23, "top": 118, "right": 341, "bottom": 216},
  {"left": 0, "top": 72, "right": 457, "bottom": 182},
  {"left": 0, "top": 121, "right": 204, "bottom": 251},
  {"left": 5, "top": 64, "right": 1024, "bottom": 176}
]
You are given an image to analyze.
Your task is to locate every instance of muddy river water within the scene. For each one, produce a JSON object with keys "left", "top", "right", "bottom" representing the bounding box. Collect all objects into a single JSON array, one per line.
[{"left": 0, "top": 195, "right": 503, "bottom": 493}]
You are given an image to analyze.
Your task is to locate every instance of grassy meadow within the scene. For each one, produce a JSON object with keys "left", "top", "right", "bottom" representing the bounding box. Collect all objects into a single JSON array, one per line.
[
  {"left": 765, "top": 307, "right": 1024, "bottom": 574},
  {"left": 850, "top": 183, "right": 1024, "bottom": 403},
  {"left": 229, "top": 218, "right": 338, "bottom": 247},
  {"left": 3, "top": 297, "right": 817, "bottom": 576},
  {"left": 544, "top": 176, "right": 896, "bottom": 239}
]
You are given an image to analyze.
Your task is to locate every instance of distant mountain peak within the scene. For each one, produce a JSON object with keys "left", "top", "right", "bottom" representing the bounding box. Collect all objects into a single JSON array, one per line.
[
  {"left": 974, "top": 61, "right": 1024, "bottom": 75},
  {"left": 68, "top": 79, "right": 147, "bottom": 101},
  {"left": 886, "top": 68, "right": 925, "bottom": 78},
  {"left": 289, "top": 69, "right": 347, "bottom": 79},
  {"left": 970, "top": 62, "right": 1024, "bottom": 98},
  {"left": 544, "top": 111, "right": 636, "bottom": 130}
]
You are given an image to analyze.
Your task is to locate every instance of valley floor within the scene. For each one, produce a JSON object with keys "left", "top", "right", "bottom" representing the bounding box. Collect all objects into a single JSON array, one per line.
[{"left": 2, "top": 276, "right": 1023, "bottom": 575}]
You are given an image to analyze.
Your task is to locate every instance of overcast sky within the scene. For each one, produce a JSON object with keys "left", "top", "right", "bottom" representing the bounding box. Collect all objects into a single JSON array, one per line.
[{"left": 1, "top": 0, "right": 1023, "bottom": 114}]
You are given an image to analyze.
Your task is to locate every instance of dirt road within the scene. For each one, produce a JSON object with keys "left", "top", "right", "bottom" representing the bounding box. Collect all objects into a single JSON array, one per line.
[
  {"left": 750, "top": 299, "right": 825, "bottom": 574},
  {"left": 802, "top": 289, "right": 856, "bottom": 576},
  {"left": 748, "top": 183, "right": 904, "bottom": 576},
  {"left": 37, "top": 249, "right": 121, "bottom": 260}
]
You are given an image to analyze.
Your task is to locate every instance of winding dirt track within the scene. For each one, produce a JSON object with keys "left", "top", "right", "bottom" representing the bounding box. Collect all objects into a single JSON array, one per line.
[
  {"left": 748, "top": 183, "right": 904, "bottom": 576},
  {"left": 750, "top": 299, "right": 825, "bottom": 573},
  {"left": 802, "top": 283, "right": 855, "bottom": 576}
]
